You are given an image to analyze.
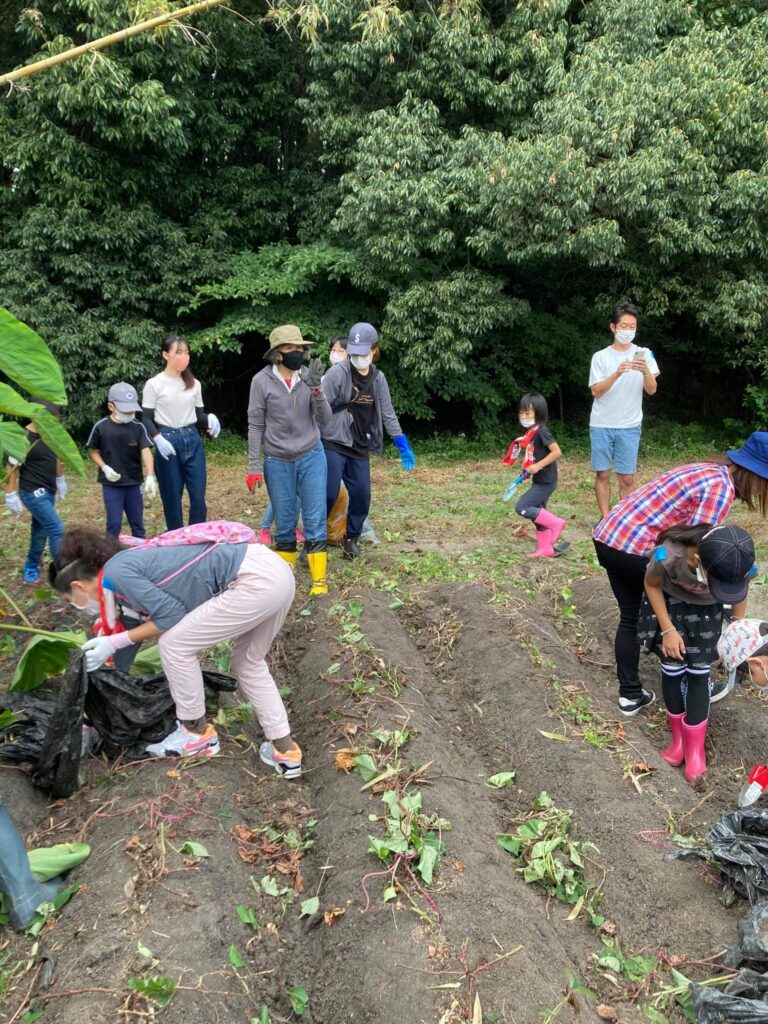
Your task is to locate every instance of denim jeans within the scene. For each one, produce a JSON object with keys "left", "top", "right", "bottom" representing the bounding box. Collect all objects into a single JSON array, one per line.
[
  {"left": 154, "top": 425, "right": 207, "bottom": 531},
  {"left": 20, "top": 488, "right": 64, "bottom": 569},
  {"left": 264, "top": 442, "right": 326, "bottom": 548},
  {"left": 324, "top": 449, "right": 371, "bottom": 540},
  {"left": 102, "top": 484, "right": 145, "bottom": 538}
]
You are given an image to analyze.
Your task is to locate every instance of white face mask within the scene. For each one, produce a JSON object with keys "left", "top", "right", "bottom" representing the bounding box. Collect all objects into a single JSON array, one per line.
[
  {"left": 113, "top": 410, "right": 135, "bottom": 423},
  {"left": 696, "top": 564, "right": 707, "bottom": 585},
  {"left": 350, "top": 354, "right": 373, "bottom": 370},
  {"left": 519, "top": 417, "right": 535, "bottom": 429},
  {"left": 70, "top": 590, "right": 100, "bottom": 617},
  {"left": 615, "top": 329, "right": 636, "bottom": 345},
  {"left": 329, "top": 350, "right": 347, "bottom": 365}
]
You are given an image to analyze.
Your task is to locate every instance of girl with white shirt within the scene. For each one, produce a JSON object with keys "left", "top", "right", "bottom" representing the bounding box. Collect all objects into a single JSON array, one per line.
[{"left": 142, "top": 335, "right": 221, "bottom": 530}]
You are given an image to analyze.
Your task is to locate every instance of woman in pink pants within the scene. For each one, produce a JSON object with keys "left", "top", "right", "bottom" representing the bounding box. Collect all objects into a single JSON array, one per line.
[{"left": 48, "top": 527, "right": 301, "bottom": 777}]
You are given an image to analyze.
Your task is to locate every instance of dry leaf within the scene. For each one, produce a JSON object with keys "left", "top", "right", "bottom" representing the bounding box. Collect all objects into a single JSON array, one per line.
[
  {"left": 427, "top": 944, "right": 437, "bottom": 959},
  {"left": 633, "top": 760, "right": 655, "bottom": 775},
  {"left": 451, "top": 860, "right": 465, "bottom": 873},
  {"left": 334, "top": 748, "right": 358, "bottom": 774},
  {"left": 600, "top": 919, "right": 617, "bottom": 935},
  {"left": 123, "top": 878, "right": 136, "bottom": 899},
  {"left": 340, "top": 723, "right": 359, "bottom": 738},
  {"left": 616, "top": 723, "right": 626, "bottom": 740},
  {"left": 124, "top": 835, "right": 143, "bottom": 852},
  {"left": 166, "top": 769, "right": 181, "bottom": 779},
  {"left": 597, "top": 1006, "right": 618, "bottom": 1022},
  {"left": 566, "top": 894, "right": 584, "bottom": 921},
  {"left": 537, "top": 730, "right": 570, "bottom": 742},
  {"left": 323, "top": 907, "right": 346, "bottom": 926},
  {"left": 472, "top": 993, "right": 482, "bottom": 1024},
  {"left": 266, "top": 922, "right": 278, "bottom": 935}
]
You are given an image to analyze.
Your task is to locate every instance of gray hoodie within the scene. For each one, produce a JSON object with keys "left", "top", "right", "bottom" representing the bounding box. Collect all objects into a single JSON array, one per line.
[
  {"left": 320, "top": 362, "right": 403, "bottom": 453},
  {"left": 247, "top": 366, "right": 332, "bottom": 473}
]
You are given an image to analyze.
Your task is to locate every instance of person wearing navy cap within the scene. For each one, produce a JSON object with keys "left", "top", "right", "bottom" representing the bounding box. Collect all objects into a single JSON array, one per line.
[{"left": 321, "top": 323, "right": 415, "bottom": 559}]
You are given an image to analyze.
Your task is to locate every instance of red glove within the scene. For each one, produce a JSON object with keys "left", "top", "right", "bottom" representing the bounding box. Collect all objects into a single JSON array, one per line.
[{"left": 246, "top": 473, "right": 263, "bottom": 493}]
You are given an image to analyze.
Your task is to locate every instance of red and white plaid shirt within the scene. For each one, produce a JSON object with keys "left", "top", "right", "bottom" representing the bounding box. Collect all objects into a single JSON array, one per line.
[{"left": 593, "top": 463, "right": 735, "bottom": 556}]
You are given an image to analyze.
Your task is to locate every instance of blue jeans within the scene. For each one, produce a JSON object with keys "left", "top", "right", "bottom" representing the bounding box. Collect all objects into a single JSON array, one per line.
[
  {"left": 102, "top": 484, "right": 145, "bottom": 538},
  {"left": 154, "top": 425, "right": 207, "bottom": 531},
  {"left": 20, "top": 488, "right": 64, "bottom": 570},
  {"left": 324, "top": 449, "right": 371, "bottom": 540},
  {"left": 261, "top": 499, "right": 301, "bottom": 532},
  {"left": 264, "top": 442, "right": 326, "bottom": 549}
]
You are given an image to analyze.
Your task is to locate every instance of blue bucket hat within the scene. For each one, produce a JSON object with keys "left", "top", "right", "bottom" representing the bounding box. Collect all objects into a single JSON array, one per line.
[
  {"left": 346, "top": 322, "right": 378, "bottom": 355},
  {"left": 728, "top": 433, "right": 768, "bottom": 479}
]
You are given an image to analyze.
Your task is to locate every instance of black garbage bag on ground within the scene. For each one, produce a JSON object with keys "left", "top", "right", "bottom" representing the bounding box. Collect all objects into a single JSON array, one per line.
[
  {"left": 671, "top": 809, "right": 768, "bottom": 904},
  {"left": 692, "top": 978, "right": 768, "bottom": 1023},
  {"left": 0, "top": 653, "right": 238, "bottom": 798}
]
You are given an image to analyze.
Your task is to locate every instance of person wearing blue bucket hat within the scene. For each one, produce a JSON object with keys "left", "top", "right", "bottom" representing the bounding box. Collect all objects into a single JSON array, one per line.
[
  {"left": 320, "top": 323, "right": 415, "bottom": 560},
  {"left": 592, "top": 432, "right": 768, "bottom": 721}
]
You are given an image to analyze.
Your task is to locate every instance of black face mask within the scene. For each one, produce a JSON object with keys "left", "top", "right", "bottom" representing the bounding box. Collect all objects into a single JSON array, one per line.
[{"left": 280, "top": 350, "right": 305, "bottom": 371}]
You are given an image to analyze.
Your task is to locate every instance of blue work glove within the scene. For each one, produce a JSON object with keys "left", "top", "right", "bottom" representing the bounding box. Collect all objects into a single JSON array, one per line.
[{"left": 393, "top": 434, "right": 416, "bottom": 471}]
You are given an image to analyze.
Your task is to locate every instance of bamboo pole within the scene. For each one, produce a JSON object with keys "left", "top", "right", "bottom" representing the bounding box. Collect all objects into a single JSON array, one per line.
[{"left": 0, "top": 0, "right": 235, "bottom": 88}]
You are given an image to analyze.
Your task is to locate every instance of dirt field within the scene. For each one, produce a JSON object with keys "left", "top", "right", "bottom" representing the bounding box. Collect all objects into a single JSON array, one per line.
[{"left": 2, "top": 449, "right": 768, "bottom": 1024}]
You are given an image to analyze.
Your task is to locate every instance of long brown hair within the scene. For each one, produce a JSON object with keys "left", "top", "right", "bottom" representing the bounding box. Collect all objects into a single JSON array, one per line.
[
  {"left": 49, "top": 529, "right": 123, "bottom": 592},
  {"left": 728, "top": 460, "right": 768, "bottom": 517},
  {"left": 162, "top": 334, "right": 195, "bottom": 391}
]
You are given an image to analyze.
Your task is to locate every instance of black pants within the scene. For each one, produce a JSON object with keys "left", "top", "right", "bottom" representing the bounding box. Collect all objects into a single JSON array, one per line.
[
  {"left": 593, "top": 539, "right": 649, "bottom": 699},
  {"left": 515, "top": 481, "right": 556, "bottom": 530},
  {"left": 325, "top": 448, "right": 371, "bottom": 540}
]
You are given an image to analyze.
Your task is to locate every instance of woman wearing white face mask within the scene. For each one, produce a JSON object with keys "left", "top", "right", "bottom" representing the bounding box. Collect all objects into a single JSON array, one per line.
[
  {"left": 86, "top": 383, "right": 157, "bottom": 539},
  {"left": 321, "top": 323, "right": 415, "bottom": 560},
  {"left": 588, "top": 302, "right": 660, "bottom": 517}
]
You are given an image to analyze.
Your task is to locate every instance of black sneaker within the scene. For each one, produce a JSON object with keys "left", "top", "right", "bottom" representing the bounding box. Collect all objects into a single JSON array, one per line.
[
  {"left": 618, "top": 689, "right": 656, "bottom": 717},
  {"left": 342, "top": 537, "right": 361, "bottom": 560},
  {"left": 710, "top": 672, "right": 735, "bottom": 704}
]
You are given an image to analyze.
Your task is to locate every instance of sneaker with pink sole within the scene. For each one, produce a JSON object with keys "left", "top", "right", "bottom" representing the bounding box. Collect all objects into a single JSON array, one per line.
[{"left": 145, "top": 722, "right": 220, "bottom": 758}]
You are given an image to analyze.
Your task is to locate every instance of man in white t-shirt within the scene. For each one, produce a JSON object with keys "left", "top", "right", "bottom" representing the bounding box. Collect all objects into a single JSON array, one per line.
[{"left": 589, "top": 302, "right": 659, "bottom": 517}]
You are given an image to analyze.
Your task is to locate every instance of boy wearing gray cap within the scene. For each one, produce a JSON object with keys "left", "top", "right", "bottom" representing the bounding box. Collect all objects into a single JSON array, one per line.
[{"left": 86, "top": 383, "right": 157, "bottom": 538}]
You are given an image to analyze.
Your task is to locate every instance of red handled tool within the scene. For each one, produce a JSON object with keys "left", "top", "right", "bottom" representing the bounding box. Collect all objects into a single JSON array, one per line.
[{"left": 739, "top": 764, "right": 768, "bottom": 808}]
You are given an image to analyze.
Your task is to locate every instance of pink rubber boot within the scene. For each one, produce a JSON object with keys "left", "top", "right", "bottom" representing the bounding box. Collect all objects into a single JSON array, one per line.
[
  {"left": 682, "top": 718, "right": 708, "bottom": 782},
  {"left": 527, "top": 527, "right": 554, "bottom": 559},
  {"left": 534, "top": 507, "right": 566, "bottom": 546},
  {"left": 660, "top": 712, "right": 685, "bottom": 767}
]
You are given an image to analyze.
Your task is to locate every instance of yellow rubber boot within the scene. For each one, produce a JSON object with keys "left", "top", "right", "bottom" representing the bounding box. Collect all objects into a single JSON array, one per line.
[
  {"left": 307, "top": 550, "right": 328, "bottom": 596},
  {"left": 276, "top": 549, "right": 298, "bottom": 569}
]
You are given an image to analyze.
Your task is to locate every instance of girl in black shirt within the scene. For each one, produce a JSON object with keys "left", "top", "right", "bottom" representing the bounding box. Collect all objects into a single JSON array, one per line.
[{"left": 513, "top": 393, "right": 566, "bottom": 558}]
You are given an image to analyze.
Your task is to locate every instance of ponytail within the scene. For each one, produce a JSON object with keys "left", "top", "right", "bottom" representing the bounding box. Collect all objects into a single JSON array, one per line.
[{"left": 49, "top": 528, "right": 123, "bottom": 592}]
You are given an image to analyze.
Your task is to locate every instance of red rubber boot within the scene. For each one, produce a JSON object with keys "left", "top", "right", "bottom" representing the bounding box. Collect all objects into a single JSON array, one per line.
[
  {"left": 682, "top": 718, "right": 708, "bottom": 782},
  {"left": 660, "top": 712, "right": 685, "bottom": 767}
]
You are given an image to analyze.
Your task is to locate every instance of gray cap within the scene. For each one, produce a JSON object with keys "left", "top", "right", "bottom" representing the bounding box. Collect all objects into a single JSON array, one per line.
[
  {"left": 108, "top": 382, "right": 142, "bottom": 412},
  {"left": 346, "top": 322, "right": 378, "bottom": 355}
]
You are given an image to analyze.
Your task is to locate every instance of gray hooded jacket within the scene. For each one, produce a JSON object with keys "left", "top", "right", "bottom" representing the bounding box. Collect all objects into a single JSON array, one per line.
[
  {"left": 247, "top": 366, "right": 332, "bottom": 472},
  {"left": 320, "top": 362, "right": 403, "bottom": 453}
]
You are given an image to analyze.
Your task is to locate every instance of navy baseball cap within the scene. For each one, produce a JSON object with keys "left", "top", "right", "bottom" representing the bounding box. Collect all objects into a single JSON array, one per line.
[
  {"left": 108, "top": 382, "right": 142, "bottom": 412},
  {"left": 698, "top": 524, "right": 756, "bottom": 604},
  {"left": 346, "top": 323, "right": 378, "bottom": 355}
]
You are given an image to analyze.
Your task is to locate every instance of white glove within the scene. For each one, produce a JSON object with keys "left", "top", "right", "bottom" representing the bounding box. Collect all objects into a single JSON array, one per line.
[
  {"left": 102, "top": 465, "right": 122, "bottom": 483},
  {"left": 154, "top": 434, "right": 176, "bottom": 460},
  {"left": 143, "top": 474, "right": 158, "bottom": 500},
  {"left": 207, "top": 413, "right": 221, "bottom": 439},
  {"left": 5, "top": 491, "right": 23, "bottom": 515},
  {"left": 81, "top": 636, "right": 115, "bottom": 672},
  {"left": 56, "top": 476, "right": 68, "bottom": 499}
]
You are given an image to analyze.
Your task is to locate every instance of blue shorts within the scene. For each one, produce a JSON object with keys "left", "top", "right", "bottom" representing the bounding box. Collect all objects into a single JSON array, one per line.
[{"left": 590, "top": 426, "right": 641, "bottom": 475}]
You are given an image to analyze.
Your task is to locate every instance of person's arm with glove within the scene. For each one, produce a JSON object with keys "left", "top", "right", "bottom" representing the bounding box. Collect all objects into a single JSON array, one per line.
[
  {"left": 304, "top": 358, "right": 333, "bottom": 427},
  {"left": 4, "top": 462, "right": 23, "bottom": 515},
  {"left": 376, "top": 373, "right": 416, "bottom": 471},
  {"left": 88, "top": 446, "right": 121, "bottom": 483},
  {"left": 195, "top": 404, "right": 221, "bottom": 439},
  {"left": 392, "top": 434, "right": 416, "bottom": 471},
  {"left": 55, "top": 460, "right": 67, "bottom": 500},
  {"left": 140, "top": 378, "right": 176, "bottom": 460},
  {"left": 246, "top": 374, "right": 266, "bottom": 492},
  {"left": 141, "top": 446, "right": 158, "bottom": 500},
  {"left": 81, "top": 619, "right": 163, "bottom": 671}
]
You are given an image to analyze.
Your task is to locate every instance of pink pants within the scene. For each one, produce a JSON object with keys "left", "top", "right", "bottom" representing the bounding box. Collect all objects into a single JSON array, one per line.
[{"left": 158, "top": 545, "right": 295, "bottom": 739}]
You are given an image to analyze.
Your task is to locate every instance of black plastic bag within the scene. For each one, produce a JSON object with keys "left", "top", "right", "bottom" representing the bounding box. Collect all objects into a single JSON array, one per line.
[
  {"left": 692, "top": 978, "right": 768, "bottom": 1023},
  {"left": 0, "top": 654, "right": 238, "bottom": 796},
  {"left": 671, "top": 810, "right": 768, "bottom": 904}
]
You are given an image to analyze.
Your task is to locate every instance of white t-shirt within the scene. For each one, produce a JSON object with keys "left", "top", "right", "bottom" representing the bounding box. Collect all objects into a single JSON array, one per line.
[
  {"left": 588, "top": 344, "right": 660, "bottom": 429},
  {"left": 142, "top": 372, "right": 203, "bottom": 429}
]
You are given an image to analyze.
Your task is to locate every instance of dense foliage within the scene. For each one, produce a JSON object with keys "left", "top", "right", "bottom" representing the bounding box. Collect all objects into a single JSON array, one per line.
[{"left": 1, "top": 0, "right": 766, "bottom": 433}]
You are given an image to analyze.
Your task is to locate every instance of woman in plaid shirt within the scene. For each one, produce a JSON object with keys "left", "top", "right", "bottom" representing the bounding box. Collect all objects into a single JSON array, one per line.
[{"left": 592, "top": 433, "right": 768, "bottom": 717}]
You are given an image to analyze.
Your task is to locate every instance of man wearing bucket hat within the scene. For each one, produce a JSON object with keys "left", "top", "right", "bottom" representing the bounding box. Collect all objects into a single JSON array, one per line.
[
  {"left": 86, "top": 383, "right": 157, "bottom": 539},
  {"left": 246, "top": 325, "right": 332, "bottom": 595},
  {"left": 592, "top": 432, "right": 768, "bottom": 718},
  {"left": 321, "top": 323, "right": 415, "bottom": 560}
]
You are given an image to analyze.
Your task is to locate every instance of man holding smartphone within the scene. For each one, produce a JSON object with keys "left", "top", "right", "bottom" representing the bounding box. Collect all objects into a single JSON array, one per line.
[{"left": 589, "top": 302, "right": 660, "bottom": 517}]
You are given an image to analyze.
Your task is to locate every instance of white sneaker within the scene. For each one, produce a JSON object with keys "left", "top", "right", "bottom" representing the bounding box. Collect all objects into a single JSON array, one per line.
[{"left": 145, "top": 722, "right": 220, "bottom": 758}]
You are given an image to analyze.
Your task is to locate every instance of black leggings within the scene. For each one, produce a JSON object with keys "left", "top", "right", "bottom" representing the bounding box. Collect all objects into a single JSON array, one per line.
[
  {"left": 515, "top": 481, "right": 557, "bottom": 530},
  {"left": 593, "top": 539, "right": 649, "bottom": 699},
  {"left": 660, "top": 661, "right": 710, "bottom": 725}
]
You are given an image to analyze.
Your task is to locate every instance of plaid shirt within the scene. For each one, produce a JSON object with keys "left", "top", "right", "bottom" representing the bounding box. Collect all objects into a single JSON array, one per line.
[{"left": 593, "top": 463, "right": 735, "bottom": 556}]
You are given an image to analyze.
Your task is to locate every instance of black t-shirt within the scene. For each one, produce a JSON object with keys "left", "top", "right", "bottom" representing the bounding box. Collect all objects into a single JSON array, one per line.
[
  {"left": 17, "top": 430, "right": 57, "bottom": 494},
  {"left": 530, "top": 425, "right": 558, "bottom": 485},
  {"left": 324, "top": 366, "right": 377, "bottom": 461},
  {"left": 86, "top": 417, "right": 152, "bottom": 486}
]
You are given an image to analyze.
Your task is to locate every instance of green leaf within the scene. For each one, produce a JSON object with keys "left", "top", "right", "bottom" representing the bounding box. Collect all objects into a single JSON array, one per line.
[
  {"left": 496, "top": 835, "right": 522, "bottom": 856},
  {"left": 300, "top": 896, "right": 319, "bottom": 917},
  {"left": 236, "top": 905, "right": 258, "bottom": 929},
  {"left": 352, "top": 753, "right": 378, "bottom": 782},
  {"left": 0, "top": 421, "right": 29, "bottom": 462},
  {"left": 21, "top": 1007, "right": 44, "bottom": 1024},
  {"left": 253, "top": 1007, "right": 271, "bottom": 1024},
  {"left": 287, "top": 985, "right": 309, "bottom": 1017},
  {"left": 181, "top": 842, "right": 210, "bottom": 858},
  {"left": 417, "top": 845, "right": 439, "bottom": 884},
  {"left": 388, "top": 597, "right": 404, "bottom": 610},
  {"left": 0, "top": 307, "right": 67, "bottom": 403},
  {"left": 127, "top": 975, "right": 177, "bottom": 1008},
  {"left": 26, "top": 882, "right": 81, "bottom": 937},
  {"left": 382, "top": 885, "right": 397, "bottom": 902},
  {"left": 0, "top": 384, "right": 84, "bottom": 476},
  {"left": 486, "top": 772, "right": 515, "bottom": 789},
  {"left": 347, "top": 599, "right": 364, "bottom": 618},
  {"left": 131, "top": 644, "right": 162, "bottom": 674},
  {"left": 228, "top": 945, "right": 245, "bottom": 968},
  {"left": 28, "top": 841, "right": 91, "bottom": 881},
  {"left": 9, "top": 631, "right": 86, "bottom": 692}
]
